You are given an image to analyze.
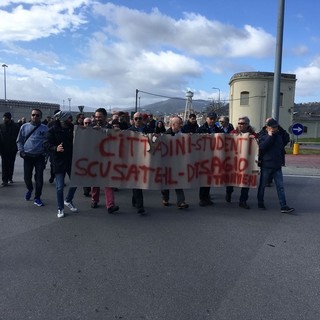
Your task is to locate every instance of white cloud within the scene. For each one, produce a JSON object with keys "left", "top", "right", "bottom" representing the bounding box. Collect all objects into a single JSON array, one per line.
[
  {"left": 294, "top": 56, "right": 320, "bottom": 99},
  {"left": 0, "top": 0, "right": 91, "bottom": 41},
  {"left": 1, "top": 1, "right": 318, "bottom": 107},
  {"left": 93, "top": 3, "right": 275, "bottom": 58}
]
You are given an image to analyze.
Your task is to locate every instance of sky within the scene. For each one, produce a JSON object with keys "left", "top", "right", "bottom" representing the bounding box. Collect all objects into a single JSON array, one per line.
[{"left": 1, "top": 0, "right": 320, "bottom": 112}]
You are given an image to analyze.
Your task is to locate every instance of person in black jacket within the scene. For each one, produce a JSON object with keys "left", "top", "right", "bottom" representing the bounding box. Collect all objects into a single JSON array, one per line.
[
  {"left": 0, "top": 112, "right": 20, "bottom": 186},
  {"left": 196, "top": 112, "right": 224, "bottom": 206},
  {"left": 128, "top": 112, "right": 153, "bottom": 215},
  {"left": 181, "top": 113, "right": 199, "bottom": 133},
  {"left": 154, "top": 120, "right": 166, "bottom": 134},
  {"left": 44, "top": 111, "right": 78, "bottom": 218},
  {"left": 258, "top": 117, "right": 290, "bottom": 187},
  {"left": 257, "top": 118, "right": 294, "bottom": 214}
]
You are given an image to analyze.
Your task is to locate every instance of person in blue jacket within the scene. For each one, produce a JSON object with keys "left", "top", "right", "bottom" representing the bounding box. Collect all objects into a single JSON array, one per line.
[{"left": 16, "top": 108, "right": 48, "bottom": 207}]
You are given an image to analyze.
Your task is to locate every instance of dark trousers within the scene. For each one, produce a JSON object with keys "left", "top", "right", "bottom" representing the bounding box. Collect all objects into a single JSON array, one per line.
[
  {"left": 132, "top": 189, "right": 144, "bottom": 209},
  {"left": 226, "top": 186, "right": 250, "bottom": 202},
  {"left": 199, "top": 187, "right": 210, "bottom": 201},
  {"left": 23, "top": 155, "right": 46, "bottom": 199},
  {"left": 161, "top": 189, "right": 185, "bottom": 205},
  {"left": 1, "top": 151, "right": 17, "bottom": 183}
]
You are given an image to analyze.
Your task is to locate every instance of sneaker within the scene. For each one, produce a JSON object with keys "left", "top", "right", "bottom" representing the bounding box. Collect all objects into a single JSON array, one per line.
[
  {"left": 25, "top": 190, "right": 32, "bottom": 201},
  {"left": 281, "top": 206, "right": 295, "bottom": 214},
  {"left": 108, "top": 205, "right": 119, "bottom": 214},
  {"left": 178, "top": 202, "right": 189, "bottom": 209},
  {"left": 64, "top": 200, "right": 78, "bottom": 212},
  {"left": 1, "top": 182, "right": 8, "bottom": 187},
  {"left": 57, "top": 209, "right": 65, "bottom": 218},
  {"left": 162, "top": 200, "right": 169, "bottom": 206},
  {"left": 34, "top": 198, "right": 44, "bottom": 207},
  {"left": 8, "top": 180, "right": 13, "bottom": 184}
]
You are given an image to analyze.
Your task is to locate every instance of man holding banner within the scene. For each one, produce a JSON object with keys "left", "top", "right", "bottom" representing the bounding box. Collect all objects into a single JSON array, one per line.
[
  {"left": 196, "top": 112, "right": 224, "bottom": 206},
  {"left": 128, "top": 112, "right": 153, "bottom": 215},
  {"left": 161, "top": 116, "right": 189, "bottom": 209},
  {"left": 90, "top": 108, "right": 119, "bottom": 214}
]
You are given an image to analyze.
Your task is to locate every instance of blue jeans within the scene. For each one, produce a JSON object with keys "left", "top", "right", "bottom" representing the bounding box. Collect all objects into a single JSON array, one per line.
[
  {"left": 257, "top": 167, "right": 287, "bottom": 208},
  {"left": 55, "top": 172, "right": 77, "bottom": 210}
]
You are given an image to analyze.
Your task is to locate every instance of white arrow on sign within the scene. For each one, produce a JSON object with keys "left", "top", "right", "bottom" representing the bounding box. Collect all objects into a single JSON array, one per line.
[{"left": 293, "top": 126, "right": 303, "bottom": 133}]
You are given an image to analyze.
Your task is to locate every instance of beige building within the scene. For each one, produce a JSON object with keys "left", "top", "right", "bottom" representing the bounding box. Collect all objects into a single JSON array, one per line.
[{"left": 229, "top": 71, "right": 296, "bottom": 132}]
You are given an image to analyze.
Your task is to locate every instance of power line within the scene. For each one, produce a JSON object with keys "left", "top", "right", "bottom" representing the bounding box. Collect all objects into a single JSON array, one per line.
[{"left": 137, "top": 89, "right": 265, "bottom": 103}]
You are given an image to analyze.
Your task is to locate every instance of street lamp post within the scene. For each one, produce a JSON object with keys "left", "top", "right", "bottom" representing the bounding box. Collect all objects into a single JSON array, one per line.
[
  {"left": 2, "top": 64, "right": 8, "bottom": 101},
  {"left": 212, "top": 87, "right": 220, "bottom": 108},
  {"left": 68, "top": 98, "right": 71, "bottom": 111}
]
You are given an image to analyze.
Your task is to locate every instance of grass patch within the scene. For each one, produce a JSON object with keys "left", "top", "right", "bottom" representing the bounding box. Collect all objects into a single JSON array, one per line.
[
  {"left": 286, "top": 148, "right": 320, "bottom": 155},
  {"left": 296, "top": 138, "right": 320, "bottom": 143}
]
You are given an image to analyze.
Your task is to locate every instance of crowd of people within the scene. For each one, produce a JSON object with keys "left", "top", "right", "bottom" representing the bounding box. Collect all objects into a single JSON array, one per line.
[{"left": 0, "top": 108, "right": 295, "bottom": 219}]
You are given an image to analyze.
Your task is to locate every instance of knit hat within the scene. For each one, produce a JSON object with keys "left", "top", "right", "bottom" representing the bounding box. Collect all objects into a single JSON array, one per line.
[
  {"left": 266, "top": 118, "right": 278, "bottom": 128},
  {"left": 54, "top": 110, "right": 72, "bottom": 122},
  {"left": 3, "top": 112, "right": 12, "bottom": 119}
]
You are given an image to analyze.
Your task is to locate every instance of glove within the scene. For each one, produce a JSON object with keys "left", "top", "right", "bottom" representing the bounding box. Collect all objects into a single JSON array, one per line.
[{"left": 20, "top": 151, "right": 26, "bottom": 158}]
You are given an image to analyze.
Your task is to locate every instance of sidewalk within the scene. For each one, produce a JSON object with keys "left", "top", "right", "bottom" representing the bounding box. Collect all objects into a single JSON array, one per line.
[{"left": 283, "top": 154, "right": 320, "bottom": 176}]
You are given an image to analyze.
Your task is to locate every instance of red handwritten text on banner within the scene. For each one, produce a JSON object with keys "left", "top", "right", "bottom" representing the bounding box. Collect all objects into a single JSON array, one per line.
[{"left": 71, "top": 127, "right": 259, "bottom": 189}]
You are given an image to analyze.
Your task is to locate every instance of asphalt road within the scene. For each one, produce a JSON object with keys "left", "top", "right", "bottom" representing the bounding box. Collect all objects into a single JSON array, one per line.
[{"left": 1, "top": 156, "right": 320, "bottom": 320}]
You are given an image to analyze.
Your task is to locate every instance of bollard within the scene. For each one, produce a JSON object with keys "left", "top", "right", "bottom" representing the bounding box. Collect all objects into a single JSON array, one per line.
[{"left": 293, "top": 143, "right": 299, "bottom": 155}]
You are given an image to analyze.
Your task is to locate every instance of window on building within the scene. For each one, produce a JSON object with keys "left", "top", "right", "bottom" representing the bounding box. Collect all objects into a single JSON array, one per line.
[
  {"left": 280, "top": 92, "right": 283, "bottom": 107},
  {"left": 303, "top": 126, "right": 308, "bottom": 133},
  {"left": 240, "top": 91, "right": 249, "bottom": 105}
]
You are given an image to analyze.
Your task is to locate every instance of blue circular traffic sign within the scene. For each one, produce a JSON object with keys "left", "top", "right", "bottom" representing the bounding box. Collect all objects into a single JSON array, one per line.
[{"left": 291, "top": 123, "right": 304, "bottom": 136}]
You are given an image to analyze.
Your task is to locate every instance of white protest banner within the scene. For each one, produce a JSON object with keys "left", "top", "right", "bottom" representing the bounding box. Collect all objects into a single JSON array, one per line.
[{"left": 71, "top": 127, "right": 259, "bottom": 189}]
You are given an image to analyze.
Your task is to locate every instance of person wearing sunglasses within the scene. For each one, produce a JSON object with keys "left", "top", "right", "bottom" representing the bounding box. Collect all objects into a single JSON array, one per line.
[
  {"left": 196, "top": 112, "right": 224, "bottom": 207},
  {"left": 225, "top": 116, "right": 258, "bottom": 209},
  {"left": 16, "top": 108, "right": 48, "bottom": 207},
  {"left": 218, "top": 116, "right": 234, "bottom": 133},
  {"left": 128, "top": 112, "right": 153, "bottom": 215}
]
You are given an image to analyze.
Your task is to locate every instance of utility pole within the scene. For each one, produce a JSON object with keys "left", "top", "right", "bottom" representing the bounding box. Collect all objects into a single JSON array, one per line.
[
  {"left": 68, "top": 98, "right": 71, "bottom": 111},
  {"left": 2, "top": 64, "right": 8, "bottom": 100},
  {"left": 135, "top": 89, "right": 139, "bottom": 112},
  {"left": 272, "top": 0, "right": 285, "bottom": 121},
  {"left": 212, "top": 87, "right": 221, "bottom": 109}
]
